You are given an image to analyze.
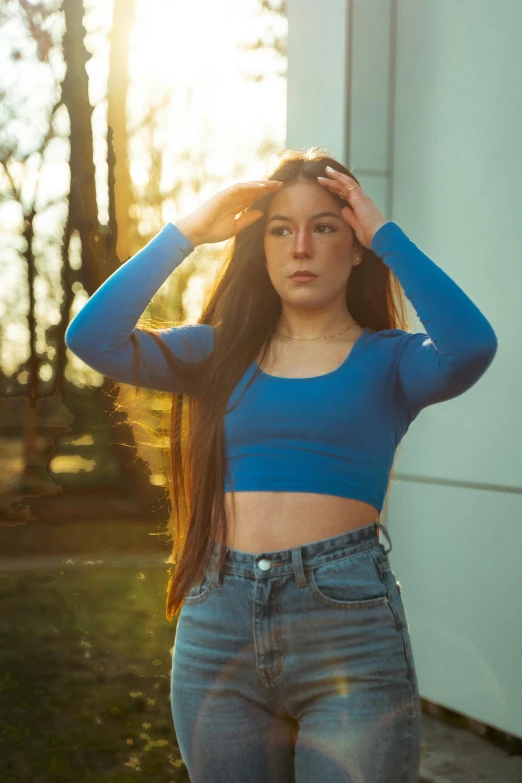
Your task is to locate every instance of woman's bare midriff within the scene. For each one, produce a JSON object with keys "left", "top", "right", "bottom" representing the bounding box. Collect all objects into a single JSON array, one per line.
[{"left": 224, "top": 492, "right": 380, "bottom": 553}]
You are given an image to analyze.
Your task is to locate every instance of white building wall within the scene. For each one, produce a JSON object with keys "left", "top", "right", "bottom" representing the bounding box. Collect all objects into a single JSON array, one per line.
[{"left": 287, "top": 0, "right": 521, "bottom": 738}]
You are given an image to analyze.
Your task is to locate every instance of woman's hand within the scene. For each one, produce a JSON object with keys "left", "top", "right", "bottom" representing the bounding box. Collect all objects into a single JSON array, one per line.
[
  {"left": 175, "top": 180, "right": 283, "bottom": 247},
  {"left": 317, "top": 167, "right": 388, "bottom": 249}
]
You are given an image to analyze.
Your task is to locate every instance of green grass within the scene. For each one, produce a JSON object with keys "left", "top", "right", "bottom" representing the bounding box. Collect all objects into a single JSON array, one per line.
[{"left": 0, "top": 566, "right": 189, "bottom": 783}]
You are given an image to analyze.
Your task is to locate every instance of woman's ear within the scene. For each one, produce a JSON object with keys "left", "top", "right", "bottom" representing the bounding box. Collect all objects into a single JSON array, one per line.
[{"left": 353, "top": 247, "right": 364, "bottom": 266}]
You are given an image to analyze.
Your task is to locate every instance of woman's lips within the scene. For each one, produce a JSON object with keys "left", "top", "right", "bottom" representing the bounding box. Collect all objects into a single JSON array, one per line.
[{"left": 291, "top": 274, "right": 317, "bottom": 282}]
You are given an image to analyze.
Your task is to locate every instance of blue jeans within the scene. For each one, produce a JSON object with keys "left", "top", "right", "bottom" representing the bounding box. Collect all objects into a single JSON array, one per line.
[{"left": 171, "top": 520, "right": 421, "bottom": 782}]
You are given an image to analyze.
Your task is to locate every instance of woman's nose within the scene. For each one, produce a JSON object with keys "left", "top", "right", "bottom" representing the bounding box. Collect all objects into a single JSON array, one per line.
[{"left": 292, "top": 231, "right": 314, "bottom": 257}]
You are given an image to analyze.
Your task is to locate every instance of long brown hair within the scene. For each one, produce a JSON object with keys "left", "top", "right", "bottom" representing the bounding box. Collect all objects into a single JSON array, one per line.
[{"left": 128, "top": 147, "right": 411, "bottom": 621}]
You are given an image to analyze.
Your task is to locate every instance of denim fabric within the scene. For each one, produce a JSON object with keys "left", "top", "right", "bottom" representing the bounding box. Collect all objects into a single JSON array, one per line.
[{"left": 171, "top": 520, "right": 421, "bottom": 782}]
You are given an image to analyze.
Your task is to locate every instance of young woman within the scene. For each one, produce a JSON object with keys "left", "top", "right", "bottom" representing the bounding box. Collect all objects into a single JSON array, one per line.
[{"left": 65, "top": 148, "right": 498, "bottom": 782}]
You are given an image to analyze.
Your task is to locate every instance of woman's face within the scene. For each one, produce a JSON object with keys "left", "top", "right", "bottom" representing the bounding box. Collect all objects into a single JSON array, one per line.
[{"left": 263, "top": 180, "right": 361, "bottom": 308}]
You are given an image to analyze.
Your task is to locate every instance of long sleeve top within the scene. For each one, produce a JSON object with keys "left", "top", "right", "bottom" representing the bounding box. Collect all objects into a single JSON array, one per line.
[{"left": 65, "top": 221, "right": 498, "bottom": 512}]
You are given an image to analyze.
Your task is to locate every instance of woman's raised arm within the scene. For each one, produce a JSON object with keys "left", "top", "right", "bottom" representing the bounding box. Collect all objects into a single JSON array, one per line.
[
  {"left": 371, "top": 221, "right": 498, "bottom": 418},
  {"left": 318, "top": 167, "right": 498, "bottom": 420},
  {"left": 65, "top": 222, "right": 213, "bottom": 395},
  {"left": 65, "top": 178, "right": 283, "bottom": 394}
]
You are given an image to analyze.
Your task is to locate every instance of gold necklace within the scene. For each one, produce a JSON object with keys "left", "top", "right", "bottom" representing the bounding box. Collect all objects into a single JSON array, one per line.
[{"left": 274, "top": 323, "right": 360, "bottom": 341}]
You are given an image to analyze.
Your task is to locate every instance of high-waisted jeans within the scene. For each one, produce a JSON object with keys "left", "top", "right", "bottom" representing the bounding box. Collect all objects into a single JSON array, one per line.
[{"left": 171, "top": 520, "right": 421, "bottom": 782}]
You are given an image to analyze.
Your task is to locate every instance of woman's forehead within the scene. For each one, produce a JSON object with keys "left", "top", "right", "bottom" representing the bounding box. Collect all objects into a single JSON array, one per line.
[{"left": 266, "top": 180, "right": 341, "bottom": 218}]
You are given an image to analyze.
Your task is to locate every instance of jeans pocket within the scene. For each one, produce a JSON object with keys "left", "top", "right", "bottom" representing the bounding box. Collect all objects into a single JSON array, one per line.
[
  {"left": 307, "top": 549, "right": 389, "bottom": 609},
  {"left": 183, "top": 568, "right": 214, "bottom": 606},
  {"left": 389, "top": 589, "right": 417, "bottom": 678},
  {"left": 393, "top": 581, "right": 411, "bottom": 629},
  {"left": 369, "top": 552, "right": 418, "bottom": 682}
]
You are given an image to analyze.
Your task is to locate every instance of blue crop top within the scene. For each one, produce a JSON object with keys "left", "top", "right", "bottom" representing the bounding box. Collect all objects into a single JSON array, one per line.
[{"left": 65, "top": 221, "right": 498, "bottom": 513}]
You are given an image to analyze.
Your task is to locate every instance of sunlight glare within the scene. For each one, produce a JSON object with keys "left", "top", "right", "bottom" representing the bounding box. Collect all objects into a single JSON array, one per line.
[{"left": 130, "top": 0, "right": 259, "bottom": 87}]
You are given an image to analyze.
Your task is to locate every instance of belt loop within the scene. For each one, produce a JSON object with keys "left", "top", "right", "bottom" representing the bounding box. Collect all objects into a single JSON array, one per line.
[
  {"left": 291, "top": 547, "right": 308, "bottom": 587},
  {"left": 211, "top": 563, "right": 222, "bottom": 587},
  {"left": 209, "top": 547, "right": 223, "bottom": 587},
  {"left": 377, "top": 521, "right": 393, "bottom": 555}
]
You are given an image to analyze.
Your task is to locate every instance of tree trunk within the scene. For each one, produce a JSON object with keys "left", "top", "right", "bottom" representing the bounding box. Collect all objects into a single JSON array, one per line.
[
  {"left": 60, "top": 0, "right": 166, "bottom": 515},
  {"left": 61, "top": 0, "right": 118, "bottom": 293},
  {"left": 107, "top": 0, "right": 135, "bottom": 265}
]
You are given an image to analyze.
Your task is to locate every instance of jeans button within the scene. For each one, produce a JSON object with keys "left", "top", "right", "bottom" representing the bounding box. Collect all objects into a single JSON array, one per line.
[{"left": 258, "top": 559, "right": 271, "bottom": 571}]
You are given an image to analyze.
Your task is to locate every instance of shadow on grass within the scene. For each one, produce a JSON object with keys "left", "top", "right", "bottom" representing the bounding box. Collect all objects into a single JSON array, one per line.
[{"left": 0, "top": 565, "right": 189, "bottom": 783}]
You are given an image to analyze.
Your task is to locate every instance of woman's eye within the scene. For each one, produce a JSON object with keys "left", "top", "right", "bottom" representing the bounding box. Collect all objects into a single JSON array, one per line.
[{"left": 269, "top": 224, "right": 335, "bottom": 236}]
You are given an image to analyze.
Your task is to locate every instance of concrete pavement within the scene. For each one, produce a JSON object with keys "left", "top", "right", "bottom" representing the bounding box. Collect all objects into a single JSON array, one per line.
[{"left": 420, "top": 712, "right": 522, "bottom": 783}]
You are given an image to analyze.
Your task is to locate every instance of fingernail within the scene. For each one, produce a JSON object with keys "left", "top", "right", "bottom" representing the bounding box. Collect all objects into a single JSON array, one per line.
[{"left": 326, "top": 166, "right": 336, "bottom": 173}]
